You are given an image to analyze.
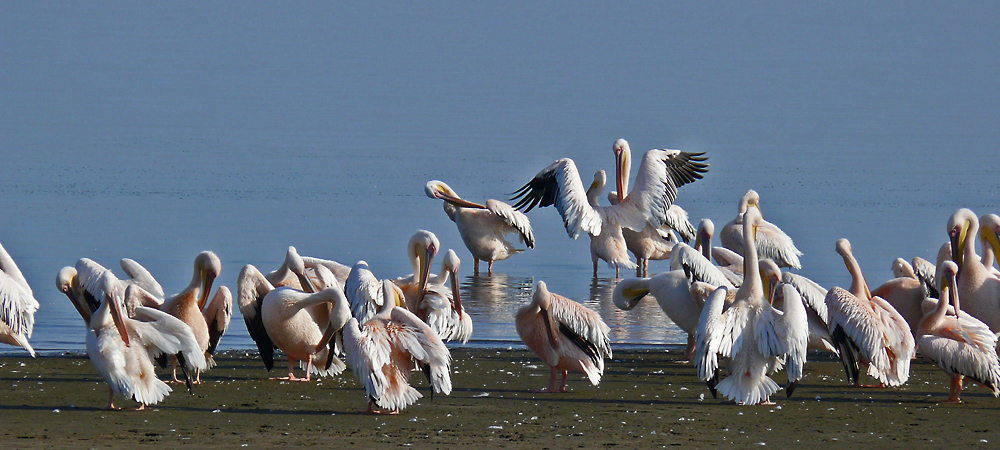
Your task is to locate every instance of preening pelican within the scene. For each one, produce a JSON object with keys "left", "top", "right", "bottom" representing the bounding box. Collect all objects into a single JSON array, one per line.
[
  {"left": 979, "top": 213, "right": 1000, "bottom": 277},
  {"left": 343, "top": 280, "right": 452, "bottom": 414},
  {"left": 410, "top": 249, "right": 473, "bottom": 344},
  {"left": 345, "top": 260, "right": 384, "bottom": 324},
  {"left": 87, "top": 271, "right": 206, "bottom": 410},
  {"left": 159, "top": 251, "right": 224, "bottom": 383},
  {"left": 238, "top": 263, "right": 347, "bottom": 380},
  {"left": 614, "top": 270, "right": 714, "bottom": 360},
  {"left": 696, "top": 219, "right": 744, "bottom": 275},
  {"left": 394, "top": 230, "right": 440, "bottom": 307},
  {"left": 670, "top": 242, "right": 740, "bottom": 289},
  {"left": 917, "top": 260, "right": 1000, "bottom": 403},
  {"left": 265, "top": 246, "right": 316, "bottom": 291},
  {"left": 872, "top": 267, "right": 926, "bottom": 339},
  {"left": 0, "top": 241, "right": 38, "bottom": 356},
  {"left": 825, "top": 239, "right": 914, "bottom": 387},
  {"left": 720, "top": 190, "right": 803, "bottom": 269},
  {"left": 58, "top": 258, "right": 166, "bottom": 326},
  {"left": 511, "top": 139, "right": 708, "bottom": 277},
  {"left": 948, "top": 209, "right": 1000, "bottom": 332},
  {"left": 758, "top": 259, "right": 836, "bottom": 354},
  {"left": 516, "top": 280, "right": 612, "bottom": 392},
  {"left": 426, "top": 180, "right": 535, "bottom": 275},
  {"left": 694, "top": 207, "right": 809, "bottom": 405}
]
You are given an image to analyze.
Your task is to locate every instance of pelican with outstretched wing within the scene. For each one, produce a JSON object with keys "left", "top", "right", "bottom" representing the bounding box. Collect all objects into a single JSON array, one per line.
[
  {"left": 511, "top": 139, "right": 708, "bottom": 277},
  {"left": 0, "top": 241, "right": 38, "bottom": 357}
]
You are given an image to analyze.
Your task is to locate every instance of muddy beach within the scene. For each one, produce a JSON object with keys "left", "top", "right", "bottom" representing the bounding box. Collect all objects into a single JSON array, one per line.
[{"left": 1, "top": 347, "right": 997, "bottom": 449}]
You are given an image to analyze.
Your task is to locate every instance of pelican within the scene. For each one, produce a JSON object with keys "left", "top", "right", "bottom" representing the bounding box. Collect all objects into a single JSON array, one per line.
[
  {"left": 948, "top": 209, "right": 1000, "bottom": 332},
  {"left": 87, "top": 271, "right": 206, "bottom": 410},
  {"left": 265, "top": 246, "right": 317, "bottom": 291},
  {"left": 758, "top": 259, "right": 837, "bottom": 354},
  {"left": 0, "top": 241, "right": 38, "bottom": 356},
  {"left": 695, "top": 218, "right": 745, "bottom": 277},
  {"left": 394, "top": 230, "right": 439, "bottom": 307},
  {"left": 345, "top": 260, "right": 384, "bottom": 324},
  {"left": 614, "top": 270, "right": 716, "bottom": 361},
  {"left": 238, "top": 264, "right": 348, "bottom": 380},
  {"left": 825, "top": 238, "right": 914, "bottom": 387},
  {"left": 917, "top": 260, "right": 1000, "bottom": 403},
  {"left": 694, "top": 208, "right": 809, "bottom": 405},
  {"left": 159, "top": 251, "right": 224, "bottom": 383},
  {"left": 720, "top": 189, "right": 803, "bottom": 269},
  {"left": 609, "top": 191, "right": 693, "bottom": 277},
  {"left": 409, "top": 249, "right": 473, "bottom": 344},
  {"left": 343, "top": 279, "right": 453, "bottom": 414},
  {"left": 979, "top": 213, "right": 1000, "bottom": 277},
  {"left": 670, "top": 242, "right": 741, "bottom": 289},
  {"left": 425, "top": 180, "right": 535, "bottom": 275},
  {"left": 516, "top": 280, "right": 612, "bottom": 392},
  {"left": 57, "top": 258, "right": 166, "bottom": 326},
  {"left": 511, "top": 139, "right": 708, "bottom": 277},
  {"left": 872, "top": 265, "right": 927, "bottom": 338}
]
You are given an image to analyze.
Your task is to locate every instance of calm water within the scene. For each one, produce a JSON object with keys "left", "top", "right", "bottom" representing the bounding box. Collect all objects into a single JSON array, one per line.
[{"left": 1, "top": 2, "right": 998, "bottom": 352}]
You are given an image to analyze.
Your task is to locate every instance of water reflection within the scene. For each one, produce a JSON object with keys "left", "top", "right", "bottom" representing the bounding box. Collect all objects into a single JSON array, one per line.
[
  {"left": 587, "top": 277, "right": 686, "bottom": 345},
  {"left": 460, "top": 273, "right": 535, "bottom": 342}
]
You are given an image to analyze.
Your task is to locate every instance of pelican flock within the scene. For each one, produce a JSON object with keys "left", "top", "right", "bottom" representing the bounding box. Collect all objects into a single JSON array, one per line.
[{"left": 4, "top": 136, "right": 999, "bottom": 419}]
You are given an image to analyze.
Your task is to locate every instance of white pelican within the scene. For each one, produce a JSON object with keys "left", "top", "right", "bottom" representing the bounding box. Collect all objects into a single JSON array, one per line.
[
  {"left": 0, "top": 241, "right": 38, "bottom": 356},
  {"left": 58, "top": 258, "right": 167, "bottom": 325},
  {"left": 694, "top": 208, "right": 809, "bottom": 404},
  {"left": 918, "top": 260, "right": 1000, "bottom": 403},
  {"left": 345, "top": 260, "right": 384, "bottom": 324},
  {"left": 159, "top": 251, "right": 224, "bottom": 383},
  {"left": 609, "top": 191, "right": 693, "bottom": 277},
  {"left": 425, "top": 180, "right": 535, "bottom": 275},
  {"left": 825, "top": 238, "right": 914, "bottom": 387},
  {"left": 410, "top": 249, "right": 473, "bottom": 344},
  {"left": 758, "top": 259, "right": 837, "bottom": 354},
  {"left": 979, "top": 213, "right": 1000, "bottom": 277},
  {"left": 872, "top": 267, "right": 926, "bottom": 338},
  {"left": 87, "top": 271, "right": 206, "bottom": 410},
  {"left": 671, "top": 242, "right": 741, "bottom": 289},
  {"left": 343, "top": 279, "right": 452, "bottom": 414},
  {"left": 238, "top": 264, "right": 348, "bottom": 380},
  {"left": 614, "top": 270, "right": 715, "bottom": 360},
  {"left": 948, "top": 209, "right": 1000, "bottom": 332},
  {"left": 265, "top": 246, "right": 317, "bottom": 291},
  {"left": 516, "top": 280, "right": 612, "bottom": 392},
  {"left": 720, "top": 189, "right": 803, "bottom": 269},
  {"left": 511, "top": 139, "right": 708, "bottom": 277},
  {"left": 394, "top": 230, "right": 440, "bottom": 307}
]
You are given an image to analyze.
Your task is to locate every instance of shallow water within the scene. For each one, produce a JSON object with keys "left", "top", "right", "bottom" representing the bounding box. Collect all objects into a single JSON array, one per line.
[{"left": 1, "top": 2, "right": 998, "bottom": 352}]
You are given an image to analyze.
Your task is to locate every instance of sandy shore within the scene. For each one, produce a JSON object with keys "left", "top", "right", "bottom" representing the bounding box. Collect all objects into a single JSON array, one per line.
[{"left": 1, "top": 346, "right": 997, "bottom": 448}]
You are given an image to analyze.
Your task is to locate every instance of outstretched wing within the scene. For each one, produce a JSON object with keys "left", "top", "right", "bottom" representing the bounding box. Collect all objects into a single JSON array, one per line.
[
  {"left": 202, "top": 286, "right": 232, "bottom": 355},
  {"left": 510, "top": 158, "right": 602, "bottom": 239},
  {"left": 388, "top": 306, "right": 453, "bottom": 395},
  {"left": 611, "top": 149, "right": 708, "bottom": 231},
  {"left": 236, "top": 264, "right": 276, "bottom": 370},
  {"left": 661, "top": 204, "right": 696, "bottom": 242},
  {"left": 782, "top": 272, "right": 829, "bottom": 324},
  {"left": 768, "top": 284, "right": 809, "bottom": 383},
  {"left": 128, "top": 301, "right": 208, "bottom": 372},
  {"left": 670, "top": 243, "right": 737, "bottom": 289},
  {"left": 485, "top": 199, "right": 535, "bottom": 248},
  {"left": 120, "top": 258, "right": 165, "bottom": 300},
  {"left": 695, "top": 286, "right": 733, "bottom": 381}
]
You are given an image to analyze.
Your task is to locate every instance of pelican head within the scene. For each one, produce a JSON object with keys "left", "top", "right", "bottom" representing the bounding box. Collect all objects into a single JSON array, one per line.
[
  {"left": 738, "top": 189, "right": 761, "bottom": 214},
  {"left": 892, "top": 258, "right": 915, "bottom": 279},
  {"left": 613, "top": 139, "right": 631, "bottom": 199},
  {"left": 587, "top": 170, "right": 607, "bottom": 206},
  {"left": 194, "top": 251, "right": 222, "bottom": 309},
  {"left": 283, "top": 246, "right": 315, "bottom": 293},
  {"left": 532, "top": 281, "right": 560, "bottom": 350},
  {"left": 940, "top": 260, "right": 962, "bottom": 320},
  {"left": 743, "top": 206, "right": 763, "bottom": 239},
  {"left": 980, "top": 213, "right": 1000, "bottom": 265},
  {"left": 758, "top": 259, "right": 781, "bottom": 303},
  {"left": 612, "top": 278, "right": 649, "bottom": 311},
  {"left": 696, "top": 218, "right": 715, "bottom": 254},
  {"left": 946, "top": 208, "right": 977, "bottom": 269},
  {"left": 408, "top": 230, "right": 440, "bottom": 305},
  {"left": 425, "top": 180, "right": 485, "bottom": 210},
  {"left": 834, "top": 238, "right": 852, "bottom": 258},
  {"left": 56, "top": 266, "right": 76, "bottom": 295},
  {"left": 380, "top": 279, "right": 406, "bottom": 313},
  {"left": 441, "top": 249, "right": 463, "bottom": 317}
]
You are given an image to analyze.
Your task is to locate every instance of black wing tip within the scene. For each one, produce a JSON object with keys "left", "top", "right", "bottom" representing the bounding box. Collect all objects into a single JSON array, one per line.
[{"left": 786, "top": 381, "right": 798, "bottom": 398}]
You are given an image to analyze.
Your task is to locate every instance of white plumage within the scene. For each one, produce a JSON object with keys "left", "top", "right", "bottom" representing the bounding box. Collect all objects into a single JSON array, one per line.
[
  {"left": 720, "top": 189, "right": 803, "bottom": 269},
  {"left": 0, "top": 240, "right": 38, "bottom": 357}
]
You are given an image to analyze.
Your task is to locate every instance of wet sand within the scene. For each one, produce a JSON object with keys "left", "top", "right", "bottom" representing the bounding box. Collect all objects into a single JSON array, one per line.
[{"left": 1, "top": 347, "right": 997, "bottom": 448}]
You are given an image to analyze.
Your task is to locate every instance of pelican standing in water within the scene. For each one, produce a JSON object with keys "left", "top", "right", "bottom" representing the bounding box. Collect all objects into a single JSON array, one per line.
[
  {"left": 87, "top": 271, "right": 206, "bottom": 410},
  {"left": 825, "top": 238, "right": 914, "bottom": 387},
  {"left": 0, "top": 241, "right": 38, "bottom": 356},
  {"left": 948, "top": 209, "right": 1000, "bottom": 332},
  {"left": 607, "top": 191, "right": 694, "bottom": 277},
  {"left": 425, "top": 180, "right": 535, "bottom": 275},
  {"left": 695, "top": 208, "right": 809, "bottom": 405},
  {"left": 410, "top": 249, "right": 473, "bottom": 344},
  {"left": 516, "top": 280, "right": 612, "bottom": 392},
  {"left": 159, "top": 251, "right": 226, "bottom": 383},
  {"left": 720, "top": 190, "right": 803, "bottom": 269},
  {"left": 511, "top": 139, "right": 708, "bottom": 277},
  {"left": 343, "top": 280, "right": 453, "bottom": 414},
  {"left": 238, "top": 264, "right": 350, "bottom": 381},
  {"left": 394, "top": 230, "right": 440, "bottom": 307},
  {"left": 918, "top": 260, "right": 1000, "bottom": 403}
]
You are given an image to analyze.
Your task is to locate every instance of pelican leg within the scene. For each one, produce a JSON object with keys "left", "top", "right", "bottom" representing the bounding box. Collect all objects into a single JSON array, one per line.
[
  {"left": 592, "top": 258, "right": 599, "bottom": 277},
  {"left": 194, "top": 369, "right": 202, "bottom": 385},
  {"left": 683, "top": 334, "right": 696, "bottom": 363},
  {"left": 106, "top": 386, "right": 120, "bottom": 410},
  {"left": 945, "top": 375, "right": 964, "bottom": 404},
  {"left": 534, "top": 366, "right": 560, "bottom": 393},
  {"left": 488, "top": 260, "right": 494, "bottom": 275},
  {"left": 474, "top": 259, "right": 481, "bottom": 274},
  {"left": 270, "top": 357, "right": 306, "bottom": 381},
  {"left": 615, "top": 266, "right": 620, "bottom": 278},
  {"left": 169, "top": 356, "right": 182, "bottom": 383},
  {"left": 558, "top": 370, "right": 568, "bottom": 392},
  {"left": 302, "top": 355, "right": 314, "bottom": 382}
]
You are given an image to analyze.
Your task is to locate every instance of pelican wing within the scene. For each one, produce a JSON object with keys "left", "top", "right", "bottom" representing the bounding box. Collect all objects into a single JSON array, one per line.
[
  {"left": 129, "top": 303, "right": 208, "bottom": 372},
  {"left": 782, "top": 272, "right": 829, "bottom": 324},
  {"left": 911, "top": 256, "right": 940, "bottom": 299},
  {"left": 695, "top": 286, "right": 735, "bottom": 381},
  {"left": 825, "top": 287, "right": 896, "bottom": 383},
  {"left": 0, "top": 272, "right": 38, "bottom": 340},
  {"left": 770, "top": 284, "right": 810, "bottom": 382},
  {"left": 919, "top": 326, "right": 1000, "bottom": 395},
  {"left": 485, "top": 199, "right": 536, "bottom": 248},
  {"left": 711, "top": 247, "right": 744, "bottom": 271},
  {"left": 547, "top": 293, "right": 612, "bottom": 360},
  {"left": 661, "top": 204, "right": 696, "bottom": 242},
  {"left": 301, "top": 256, "right": 352, "bottom": 285},
  {"left": 236, "top": 264, "right": 276, "bottom": 370},
  {"left": 343, "top": 318, "right": 391, "bottom": 402},
  {"left": 612, "top": 149, "right": 708, "bottom": 232},
  {"left": 670, "top": 243, "right": 736, "bottom": 289},
  {"left": 345, "top": 261, "right": 383, "bottom": 324},
  {"left": 510, "top": 158, "right": 602, "bottom": 239},
  {"left": 721, "top": 220, "right": 803, "bottom": 269},
  {"left": 120, "top": 258, "right": 165, "bottom": 300},
  {"left": 202, "top": 286, "right": 232, "bottom": 355},
  {"left": 76, "top": 258, "right": 109, "bottom": 313},
  {"left": 870, "top": 295, "right": 915, "bottom": 384},
  {"left": 388, "top": 306, "right": 453, "bottom": 395}
]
